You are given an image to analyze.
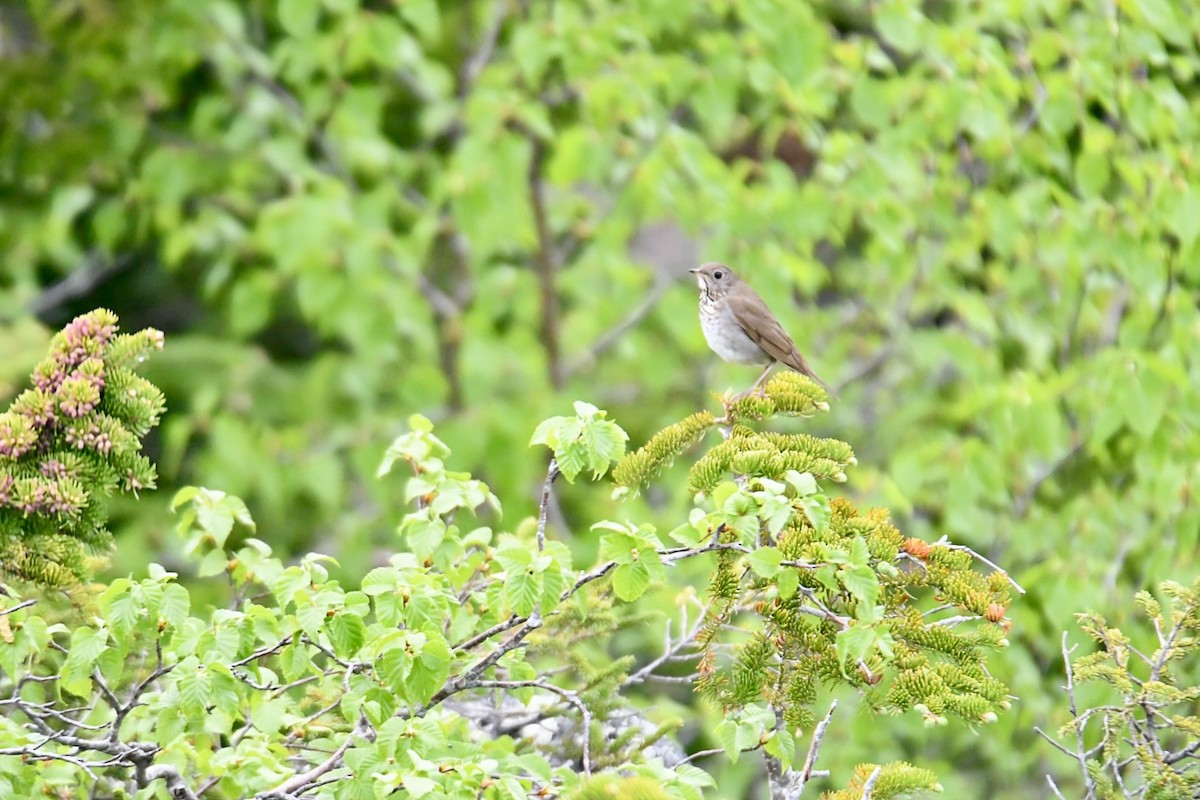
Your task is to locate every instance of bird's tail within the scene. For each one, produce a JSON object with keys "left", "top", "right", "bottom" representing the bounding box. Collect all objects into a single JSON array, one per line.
[{"left": 785, "top": 352, "right": 838, "bottom": 400}]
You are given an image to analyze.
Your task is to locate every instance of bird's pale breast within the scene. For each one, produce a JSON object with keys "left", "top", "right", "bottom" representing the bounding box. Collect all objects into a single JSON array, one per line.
[{"left": 699, "top": 298, "right": 767, "bottom": 365}]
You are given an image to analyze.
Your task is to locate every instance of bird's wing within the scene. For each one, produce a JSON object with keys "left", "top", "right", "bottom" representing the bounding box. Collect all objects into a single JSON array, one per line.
[
  {"left": 727, "top": 289, "right": 833, "bottom": 393},
  {"left": 727, "top": 289, "right": 801, "bottom": 366}
]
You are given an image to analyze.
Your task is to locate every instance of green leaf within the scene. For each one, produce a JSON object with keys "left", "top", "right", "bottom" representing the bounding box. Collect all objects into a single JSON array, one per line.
[
  {"left": 280, "top": 640, "right": 313, "bottom": 682},
  {"left": 278, "top": 0, "right": 319, "bottom": 36},
  {"left": 747, "top": 547, "right": 783, "bottom": 578},
  {"left": 530, "top": 405, "right": 628, "bottom": 482},
  {"left": 848, "top": 536, "right": 871, "bottom": 567},
  {"left": 406, "top": 632, "right": 451, "bottom": 706},
  {"left": 835, "top": 624, "right": 877, "bottom": 672},
  {"left": 505, "top": 567, "right": 542, "bottom": 616},
  {"left": 159, "top": 583, "right": 190, "bottom": 627},
  {"left": 764, "top": 727, "right": 797, "bottom": 769},
  {"left": 874, "top": 0, "right": 923, "bottom": 54},
  {"left": 402, "top": 514, "right": 447, "bottom": 559},
  {"left": 197, "top": 549, "right": 230, "bottom": 578},
  {"left": 327, "top": 612, "right": 367, "bottom": 659},
  {"left": 398, "top": 0, "right": 440, "bottom": 40},
  {"left": 777, "top": 568, "right": 799, "bottom": 600},
  {"left": 612, "top": 562, "right": 651, "bottom": 602},
  {"left": 170, "top": 486, "right": 198, "bottom": 511},
  {"left": 598, "top": 530, "right": 636, "bottom": 564},
  {"left": 800, "top": 495, "right": 831, "bottom": 533},
  {"left": 841, "top": 564, "right": 879, "bottom": 609},
  {"left": 784, "top": 470, "right": 818, "bottom": 496},
  {"left": 379, "top": 648, "right": 413, "bottom": 695}
]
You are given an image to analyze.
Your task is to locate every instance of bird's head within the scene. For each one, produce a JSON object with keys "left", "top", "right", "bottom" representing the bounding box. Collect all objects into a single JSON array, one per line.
[{"left": 689, "top": 262, "right": 740, "bottom": 299}]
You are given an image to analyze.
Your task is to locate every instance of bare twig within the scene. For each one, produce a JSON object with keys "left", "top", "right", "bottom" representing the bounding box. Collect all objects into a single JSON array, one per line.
[
  {"left": 0, "top": 598, "right": 36, "bottom": 616},
  {"left": 675, "top": 747, "right": 726, "bottom": 766},
  {"left": 26, "top": 253, "right": 134, "bottom": 318},
  {"left": 257, "top": 716, "right": 373, "bottom": 800},
  {"left": 536, "top": 459, "right": 559, "bottom": 552},
  {"left": 144, "top": 764, "right": 201, "bottom": 800},
  {"left": 564, "top": 274, "right": 672, "bottom": 378},
  {"left": 475, "top": 679, "right": 593, "bottom": 775},
  {"left": 458, "top": 0, "right": 508, "bottom": 98},
  {"left": 1060, "top": 632, "right": 1098, "bottom": 799},
  {"left": 1014, "top": 442, "right": 1083, "bottom": 519},
  {"left": 934, "top": 538, "right": 1026, "bottom": 595},
  {"left": 624, "top": 601, "right": 708, "bottom": 687},
  {"left": 861, "top": 764, "right": 883, "bottom": 799},
  {"left": 798, "top": 700, "right": 838, "bottom": 791}
]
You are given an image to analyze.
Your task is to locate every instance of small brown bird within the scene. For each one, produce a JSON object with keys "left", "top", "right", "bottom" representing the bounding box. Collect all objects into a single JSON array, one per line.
[{"left": 690, "top": 262, "right": 833, "bottom": 396}]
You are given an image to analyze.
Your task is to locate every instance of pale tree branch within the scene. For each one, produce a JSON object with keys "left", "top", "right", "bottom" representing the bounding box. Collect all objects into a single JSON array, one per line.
[{"left": 860, "top": 765, "right": 883, "bottom": 800}]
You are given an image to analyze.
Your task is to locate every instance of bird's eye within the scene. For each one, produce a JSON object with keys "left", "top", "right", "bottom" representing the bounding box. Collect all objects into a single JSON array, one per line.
[{"left": 714, "top": 270, "right": 724, "bottom": 280}]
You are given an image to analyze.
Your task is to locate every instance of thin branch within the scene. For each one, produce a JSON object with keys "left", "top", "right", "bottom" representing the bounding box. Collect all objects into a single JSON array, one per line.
[
  {"left": 564, "top": 274, "right": 672, "bottom": 378},
  {"left": 860, "top": 765, "right": 883, "bottom": 800},
  {"left": 454, "top": 614, "right": 526, "bottom": 652},
  {"left": 257, "top": 717, "right": 373, "bottom": 800},
  {"left": 797, "top": 699, "right": 838, "bottom": 792},
  {"left": 1045, "top": 774, "right": 1067, "bottom": 800},
  {"left": 675, "top": 747, "right": 726, "bottom": 766},
  {"left": 623, "top": 606, "right": 706, "bottom": 688},
  {"left": 1061, "top": 632, "right": 1098, "bottom": 799},
  {"left": 536, "top": 459, "right": 559, "bottom": 552},
  {"left": 934, "top": 538, "right": 1026, "bottom": 595},
  {"left": 457, "top": 0, "right": 508, "bottom": 98},
  {"left": 27, "top": 253, "right": 134, "bottom": 317},
  {"left": 1034, "top": 727, "right": 1082, "bottom": 760},
  {"left": 0, "top": 599, "right": 37, "bottom": 616},
  {"left": 475, "top": 679, "right": 593, "bottom": 775},
  {"left": 144, "top": 764, "right": 201, "bottom": 800}
]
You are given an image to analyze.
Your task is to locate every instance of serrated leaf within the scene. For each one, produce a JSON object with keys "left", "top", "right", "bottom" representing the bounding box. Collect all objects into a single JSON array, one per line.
[
  {"left": 505, "top": 568, "right": 541, "bottom": 617},
  {"left": 835, "top": 624, "right": 876, "bottom": 672},
  {"left": 715, "top": 719, "right": 741, "bottom": 763},
  {"left": 280, "top": 640, "right": 313, "bottom": 682},
  {"left": 159, "top": 583, "right": 190, "bottom": 627},
  {"left": 747, "top": 547, "right": 783, "bottom": 578},
  {"left": 800, "top": 495, "right": 831, "bottom": 533},
  {"left": 406, "top": 634, "right": 451, "bottom": 706},
  {"left": 612, "top": 562, "right": 651, "bottom": 602},
  {"left": 327, "top": 612, "right": 367, "bottom": 659},
  {"left": 402, "top": 514, "right": 447, "bottom": 559},
  {"left": 379, "top": 648, "right": 413, "bottom": 695},
  {"left": 764, "top": 727, "right": 797, "bottom": 769},
  {"left": 841, "top": 564, "right": 879, "bottom": 609}
]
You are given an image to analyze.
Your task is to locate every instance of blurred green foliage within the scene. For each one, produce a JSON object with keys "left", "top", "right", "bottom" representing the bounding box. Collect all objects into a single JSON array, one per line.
[{"left": 3, "top": 0, "right": 1199, "bottom": 797}]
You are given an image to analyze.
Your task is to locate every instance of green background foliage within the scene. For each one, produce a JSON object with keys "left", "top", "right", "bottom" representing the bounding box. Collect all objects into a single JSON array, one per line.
[{"left": 3, "top": 0, "right": 1199, "bottom": 797}]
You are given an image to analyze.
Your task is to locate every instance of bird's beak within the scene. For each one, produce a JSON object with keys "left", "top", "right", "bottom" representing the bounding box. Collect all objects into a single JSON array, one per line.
[{"left": 688, "top": 268, "right": 698, "bottom": 274}]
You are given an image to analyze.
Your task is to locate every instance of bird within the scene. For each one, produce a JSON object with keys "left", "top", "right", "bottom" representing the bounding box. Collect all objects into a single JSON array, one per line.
[{"left": 689, "top": 262, "right": 833, "bottom": 397}]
